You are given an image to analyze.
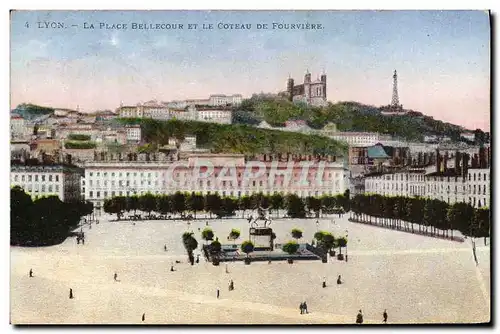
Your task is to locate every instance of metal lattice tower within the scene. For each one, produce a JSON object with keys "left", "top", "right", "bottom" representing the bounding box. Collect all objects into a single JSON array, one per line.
[{"left": 391, "top": 70, "right": 400, "bottom": 107}]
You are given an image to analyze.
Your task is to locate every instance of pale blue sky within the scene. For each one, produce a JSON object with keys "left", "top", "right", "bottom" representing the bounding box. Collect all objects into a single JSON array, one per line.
[{"left": 10, "top": 10, "right": 490, "bottom": 129}]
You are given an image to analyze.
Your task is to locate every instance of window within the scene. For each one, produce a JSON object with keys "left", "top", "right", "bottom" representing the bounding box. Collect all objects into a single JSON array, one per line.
[
  {"left": 90, "top": 191, "right": 93, "bottom": 198},
  {"left": 55, "top": 175, "right": 59, "bottom": 182},
  {"left": 28, "top": 175, "right": 32, "bottom": 181},
  {"left": 90, "top": 172, "right": 93, "bottom": 177},
  {"left": 97, "top": 172, "right": 100, "bottom": 177},
  {"left": 48, "top": 185, "right": 52, "bottom": 192},
  {"left": 14, "top": 175, "right": 18, "bottom": 182},
  {"left": 474, "top": 174, "right": 476, "bottom": 181},
  {"left": 97, "top": 191, "right": 100, "bottom": 198},
  {"left": 42, "top": 175, "right": 46, "bottom": 182},
  {"left": 104, "top": 191, "right": 108, "bottom": 198}
]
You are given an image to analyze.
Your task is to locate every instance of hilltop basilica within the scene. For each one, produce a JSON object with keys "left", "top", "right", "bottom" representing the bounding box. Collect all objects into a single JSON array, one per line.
[{"left": 284, "top": 70, "right": 327, "bottom": 107}]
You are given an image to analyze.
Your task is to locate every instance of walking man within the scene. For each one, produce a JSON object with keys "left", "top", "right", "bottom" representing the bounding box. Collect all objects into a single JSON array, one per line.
[
  {"left": 337, "top": 275, "right": 342, "bottom": 285},
  {"left": 383, "top": 309, "right": 388, "bottom": 323},
  {"left": 114, "top": 272, "right": 118, "bottom": 281},
  {"left": 29, "top": 269, "right": 33, "bottom": 278},
  {"left": 164, "top": 245, "right": 167, "bottom": 252},
  {"left": 356, "top": 310, "right": 363, "bottom": 324},
  {"left": 303, "top": 301, "right": 308, "bottom": 314},
  {"left": 217, "top": 288, "right": 220, "bottom": 299},
  {"left": 322, "top": 277, "right": 326, "bottom": 288},
  {"left": 69, "top": 288, "right": 74, "bottom": 299},
  {"left": 142, "top": 313, "right": 145, "bottom": 322},
  {"left": 299, "top": 302, "right": 304, "bottom": 314}
]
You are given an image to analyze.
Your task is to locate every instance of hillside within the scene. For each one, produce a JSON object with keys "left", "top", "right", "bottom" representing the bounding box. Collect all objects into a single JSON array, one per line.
[
  {"left": 11, "top": 103, "right": 55, "bottom": 120},
  {"left": 117, "top": 118, "right": 348, "bottom": 157},
  {"left": 234, "top": 95, "right": 470, "bottom": 142}
]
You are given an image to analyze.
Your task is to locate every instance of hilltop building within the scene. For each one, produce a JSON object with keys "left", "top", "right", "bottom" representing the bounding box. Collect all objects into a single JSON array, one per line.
[{"left": 285, "top": 70, "right": 327, "bottom": 107}]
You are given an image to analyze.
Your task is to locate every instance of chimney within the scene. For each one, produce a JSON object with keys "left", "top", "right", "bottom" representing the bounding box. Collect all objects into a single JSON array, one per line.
[
  {"left": 454, "top": 151, "right": 461, "bottom": 174},
  {"left": 479, "top": 147, "right": 486, "bottom": 168},
  {"left": 462, "top": 154, "right": 469, "bottom": 181},
  {"left": 417, "top": 152, "right": 423, "bottom": 166},
  {"left": 435, "top": 149, "right": 441, "bottom": 173},
  {"left": 443, "top": 151, "right": 449, "bottom": 172}
]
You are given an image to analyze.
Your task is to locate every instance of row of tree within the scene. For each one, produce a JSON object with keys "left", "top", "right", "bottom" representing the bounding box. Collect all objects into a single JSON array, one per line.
[
  {"left": 103, "top": 192, "right": 350, "bottom": 220},
  {"left": 11, "top": 186, "right": 93, "bottom": 246},
  {"left": 350, "top": 194, "right": 490, "bottom": 241}
]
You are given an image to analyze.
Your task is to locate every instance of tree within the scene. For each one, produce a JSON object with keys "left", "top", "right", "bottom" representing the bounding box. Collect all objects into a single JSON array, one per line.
[
  {"left": 210, "top": 238, "right": 222, "bottom": 254},
  {"left": 201, "top": 227, "right": 214, "bottom": 244},
  {"left": 320, "top": 232, "right": 335, "bottom": 252},
  {"left": 171, "top": 192, "right": 187, "bottom": 216},
  {"left": 188, "top": 193, "right": 204, "bottom": 219},
  {"left": 282, "top": 241, "right": 300, "bottom": 259},
  {"left": 269, "top": 193, "right": 284, "bottom": 218},
  {"left": 139, "top": 193, "right": 156, "bottom": 218},
  {"left": 219, "top": 197, "right": 237, "bottom": 218},
  {"left": 241, "top": 240, "right": 255, "bottom": 258},
  {"left": 204, "top": 193, "right": 222, "bottom": 218},
  {"left": 336, "top": 236, "right": 347, "bottom": 255},
  {"left": 239, "top": 196, "right": 253, "bottom": 218},
  {"left": 156, "top": 195, "right": 171, "bottom": 215},
  {"left": 474, "top": 208, "right": 490, "bottom": 245},
  {"left": 306, "top": 196, "right": 322, "bottom": 217},
  {"left": 103, "top": 196, "right": 126, "bottom": 220},
  {"left": 182, "top": 232, "right": 198, "bottom": 265},
  {"left": 285, "top": 194, "right": 306, "bottom": 218},
  {"left": 291, "top": 228, "right": 303, "bottom": 241},
  {"left": 314, "top": 231, "right": 325, "bottom": 243},
  {"left": 228, "top": 228, "right": 241, "bottom": 244}
]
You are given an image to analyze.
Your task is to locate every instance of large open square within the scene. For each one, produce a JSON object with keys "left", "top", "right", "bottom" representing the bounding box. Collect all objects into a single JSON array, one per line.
[{"left": 10, "top": 213, "right": 490, "bottom": 324}]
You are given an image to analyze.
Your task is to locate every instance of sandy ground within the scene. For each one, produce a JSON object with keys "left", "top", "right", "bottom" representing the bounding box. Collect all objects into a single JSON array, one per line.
[{"left": 10, "top": 212, "right": 490, "bottom": 324}]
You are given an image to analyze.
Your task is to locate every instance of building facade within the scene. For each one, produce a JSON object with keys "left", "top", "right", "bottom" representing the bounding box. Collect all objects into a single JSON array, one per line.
[
  {"left": 286, "top": 71, "right": 327, "bottom": 107},
  {"left": 84, "top": 153, "right": 348, "bottom": 214},
  {"left": 10, "top": 164, "right": 83, "bottom": 202}
]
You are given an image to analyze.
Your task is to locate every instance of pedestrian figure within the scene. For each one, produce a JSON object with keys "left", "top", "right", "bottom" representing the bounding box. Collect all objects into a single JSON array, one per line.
[
  {"left": 225, "top": 264, "right": 229, "bottom": 273},
  {"left": 206, "top": 221, "right": 208, "bottom": 226},
  {"left": 196, "top": 254, "right": 200, "bottom": 263},
  {"left": 29, "top": 269, "right": 33, "bottom": 277},
  {"left": 82, "top": 238, "right": 85, "bottom": 245},
  {"left": 77, "top": 237, "right": 80, "bottom": 245},
  {"left": 69, "top": 288, "right": 74, "bottom": 299},
  {"left": 383, "top": 309, "right": 388, "bottom": 323},
  {"left": 356, "top": 310, "right": 363, "bottom": 324},
  {"left": 164, "top": 245, "right": 167, "bottom": 252},
  {"left": 337, "top": 275, "right": 342, "bottom": 285},
  {"left": 217, "top": 288, "right": 220, "bottom": 299},
  {"left": 228, "top": 280, "right": 234, "bottom": 291},
  {"left": 268, "top": 260, "right": 272, "bottom": 264},
  {"left": 346, "top": 254, "right": 348, "bottom": 262},
  {"left": 142, "top": 313, "right": 145, "bottom": 322},
  {"left": 170, "top": 265, "right": 175, "bottom": 272},
  {"left": 114, "top": 272, "right": 118, "bottom": 281},
  {"left": 299, "top": 302, "right": 304, "bottom": 314},
  {"left": 322, "top": 277, "right": 326, "bottom": 288},
  {"left": 303, "top": 301, "right": 308, "bottom": 314}
]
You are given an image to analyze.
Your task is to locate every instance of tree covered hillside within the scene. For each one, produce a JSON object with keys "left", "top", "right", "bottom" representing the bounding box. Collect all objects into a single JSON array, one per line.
[
  {"left": 234, "top": 95, "right": 469, "bottom": 142},
  {"left": 118, "top": 118, "right": 348, "bottom": 157}
]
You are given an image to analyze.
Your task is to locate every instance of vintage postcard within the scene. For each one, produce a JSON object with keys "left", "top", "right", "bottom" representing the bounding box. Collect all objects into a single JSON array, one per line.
[{"left": 9, "top": 10, "right": 491, "bottom": 325}]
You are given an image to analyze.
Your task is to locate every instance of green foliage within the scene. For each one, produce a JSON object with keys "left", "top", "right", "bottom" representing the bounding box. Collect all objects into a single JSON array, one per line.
[
  {"left": 233, "top": 97, "right": 469, "bottom": 142},
  {"left": 282, "top": 241, "right": 300, "bottom": 255},
  {"left": 118, "top": 118, "right": 347, "bottom": 156},
  {"left": 228, "top": 229, "right": 241, "bottom": 242},
  {"left": 201, "top": 228, "right": 214, "bottom": 242},
  {"left": 241, "top": 240, "right": 255, "bottom": 256},
  {"left": 171, "top": 192, "right": 186, "bottom": 214},
  {"left": 67, "top": 134, "right": 91, "bottom": 141},
  {"left": 285, "top": 194, "right": 306, "bottom": 218},
  {"left": 138, "top": 193, "right": 156, "bottom": 214},
  {"left": 64, "top": 141, "right": 96, "bottom": 149},
  {"left": 291, "top": 228, "right": 303, "bottom": 240},
  {"left": 210, "top": 239, "right": 222, "bottom": 253},
  {"left": 10, "top": 187, "right": 89, "bottom": 246}
]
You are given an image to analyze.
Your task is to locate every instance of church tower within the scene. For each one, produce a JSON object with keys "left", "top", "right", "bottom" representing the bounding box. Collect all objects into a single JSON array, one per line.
[
  {"left": 304, "top": 70, "right": 311, "bottom": 99},
  {"left": 287, "top": 75, "right": 294, "bottom": 102},
  {"left": 320, "top": 72, "right": 327, "bottom": 101}
]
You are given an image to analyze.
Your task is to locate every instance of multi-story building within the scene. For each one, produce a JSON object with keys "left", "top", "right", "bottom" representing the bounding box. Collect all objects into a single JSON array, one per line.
[
  {"left": 461, "top": 132, "right": 475, "bottom": 142},
  {"left": 364, "top": 149, "right": 490, "bottom": 208},
  {"left": 208, "top": 94, "right": 243, "bottom": 107},
  {"left": 84, "top": 153, "right": 348, "bottom": 215},
  {"left": 329, "top": 132, "right": 390, "bottom": 147},
  {"left": 10, "top": 163, "right": 83, "bottom": 202},
  {"left": 196, "top": 109, "right": 233, "bottom": 124},
  {"left": 125, "top": 125, "right": 141, "bottom": 142},
  {"left": 10, "top": 114, "right": 26, "bottom": 139}
]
